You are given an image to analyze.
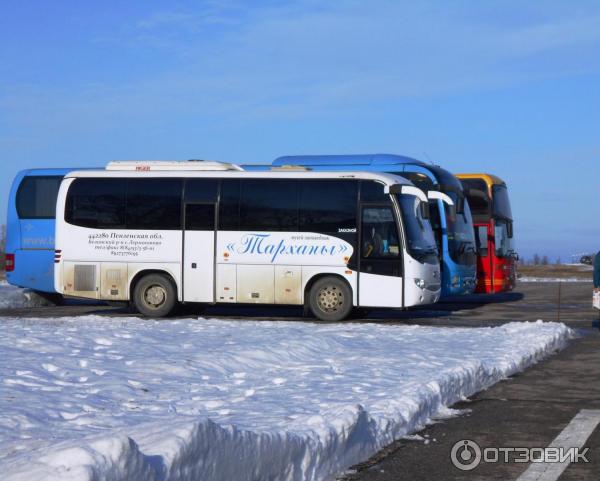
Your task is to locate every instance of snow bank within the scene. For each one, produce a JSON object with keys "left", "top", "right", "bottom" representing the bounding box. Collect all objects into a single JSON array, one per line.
[
  {"left": 0, "top": 282, "right": 53, "bottom": 309},
  {"left": 0, "top": 316, "right": 572, "bottom": 481},
  {"left": 518, "top": 276, "right": 589, "bottom": 283}
]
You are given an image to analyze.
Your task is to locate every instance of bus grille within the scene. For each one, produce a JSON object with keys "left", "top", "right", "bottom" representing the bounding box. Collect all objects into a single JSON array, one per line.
[{"left": 74, "top": 264, "right": 97, "bottom": 292}]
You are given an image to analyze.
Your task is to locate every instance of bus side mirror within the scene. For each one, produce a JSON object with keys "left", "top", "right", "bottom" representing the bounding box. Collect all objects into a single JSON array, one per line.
[
  {"left": 427, "top": 190, "right": 456, "bottom": 217},
  {"left": 427, "top": 190, "right": 456, "bottom": 219},
  {"left": 448, "top": 205, "right": 457, "bottom": 219},
  {"left": 400, "top": 185, "right": 428, "bottom": 202},
  {"left": 507, "top": 221, "right": 514, "bottom": 238},
  {"left": 427, "top": 190, "right": 454, "bottom": 205}
]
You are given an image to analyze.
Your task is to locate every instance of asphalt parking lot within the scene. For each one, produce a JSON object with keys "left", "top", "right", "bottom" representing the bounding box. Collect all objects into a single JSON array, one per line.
[
  {"left": 0, "top": 280, "right": 595, "bottom": 328},
  {"left": 340, "top": 281, "right": 600, "bottom": 481},
  {"left": 1, "top": 281, "right": 598, "bottom": 480}
]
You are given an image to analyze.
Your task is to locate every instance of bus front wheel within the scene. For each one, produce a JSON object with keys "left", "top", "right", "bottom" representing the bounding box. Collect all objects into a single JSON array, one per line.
[
  {"left": 308, "top": 276, "right": 353, "bottom": 322},
  {"left": 133, "top": 273, "right": 177, "bottom": 317}
]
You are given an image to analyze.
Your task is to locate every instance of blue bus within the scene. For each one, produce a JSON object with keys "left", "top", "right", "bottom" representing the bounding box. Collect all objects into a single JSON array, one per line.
[
  {"left": 5, "top": 168, "right": 84, "bottom": 295},
  {"left": 245, "top": 154, "right": 477, "bottom": 297}
]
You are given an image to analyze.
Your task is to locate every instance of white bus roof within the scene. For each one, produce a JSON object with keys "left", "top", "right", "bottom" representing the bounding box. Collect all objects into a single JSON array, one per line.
[
  {"left": 106, "top": 160, "right": 244, "bottom": 171},
  {"left": 65, "top": 168, "right": 416, "bottom": 190}
]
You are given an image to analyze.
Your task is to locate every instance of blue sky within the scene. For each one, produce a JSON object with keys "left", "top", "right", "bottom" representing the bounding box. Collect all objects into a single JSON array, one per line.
[{"left": 1, "top": 0, "right": 599, "bottom": 260}]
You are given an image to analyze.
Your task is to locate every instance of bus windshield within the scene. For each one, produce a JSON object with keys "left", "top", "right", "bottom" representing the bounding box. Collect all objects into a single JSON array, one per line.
[
  {"left": 445, "top": 192, "right": 477, "bottom": 266},
  {"left": 396, "top": 194, "right": 438, "bottom": 264}
]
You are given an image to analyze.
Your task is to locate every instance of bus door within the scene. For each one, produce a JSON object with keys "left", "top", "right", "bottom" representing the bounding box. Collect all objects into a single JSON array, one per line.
[
  {"left": 489, "top": 222, "right": 498, "bottom": 292},
  {"left": 183, "top": 201, "right": 217, "bottom": 303},
  {"left": 474, "top": 223, "right": 493, "bottom": 293},
  {"left": 358, "top": 204, "right": 404, "bottom": 308}
]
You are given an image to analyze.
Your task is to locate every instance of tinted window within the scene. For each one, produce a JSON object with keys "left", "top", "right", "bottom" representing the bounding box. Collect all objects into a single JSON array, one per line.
[
  {"left": 428, "top": 201, "right": 443, "bottom": 253},
  {"left": 460, "top": 178, "right": 491, "bottom": 222},
  {"left": 444, "top": 197, "right": 477, "bottom": 267},
  {"left": 17, "top": 176, "right": 63, "bottom": 219},
  {"left": 495, "top": 218, "right": 515, "bottom": 257},
  {"left": 219, "top": 180, "right": 240, "bottom": 230},
  {"left": 185, "top": 204, "right": 215, "bottom": 231},
  {"left": 360, "top": 180, "right": 390, "bottom": 203},
  {"left": 185, "top": 179, "right": 218, "bottom": 203},
  {"left": 460, "top": 178, "right": 487, "bottom": 194},
  {"left": 66, "top": 178, "right": 126, "bottom": 228},
  {"left": 239, "top": 180, "right": 298, "bottom": 231},
  {"left": 492, "top": 185, "right": 512, "bottom": 220},
  {"left": 395, "top": 171, "right": 434, "bottom": 192},
  {"left": 126, "top": 179, "right": 182, "bottom": 229},
  {"left": 476, "top": 225, "right": 489, "bottom": 256},
  {"left": 299, "top": 180, "right": 358, "bottom": 235},
  {"left": 397, "top": 194, "right": 439, "bottom": 265}
]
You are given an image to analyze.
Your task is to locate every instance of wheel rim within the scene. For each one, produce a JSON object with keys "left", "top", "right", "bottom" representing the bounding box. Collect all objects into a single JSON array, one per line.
[
  {"left": 144, "top": 284, "right": 167, "bottom": 309},
  {"left": 317, "top": 284, "right": 344, "bottom": 313}
]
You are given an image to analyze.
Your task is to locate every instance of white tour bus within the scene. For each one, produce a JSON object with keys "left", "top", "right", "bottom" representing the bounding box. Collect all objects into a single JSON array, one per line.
[{"left": 54, "top": 161, "right": 441, "bottom": 321}]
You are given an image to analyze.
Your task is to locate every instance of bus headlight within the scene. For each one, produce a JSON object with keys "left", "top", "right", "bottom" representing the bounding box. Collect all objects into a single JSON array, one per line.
[
  {"left": 414, "top": 278, "right": 427, "bottom": 289},
  {"left": 451, "top": 275, "right": 459, "bottom": 287}
]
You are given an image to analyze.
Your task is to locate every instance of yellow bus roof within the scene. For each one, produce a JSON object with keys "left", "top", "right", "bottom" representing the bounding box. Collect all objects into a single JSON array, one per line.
[{"left": 455, "top": 173, "right": 506, "bottom": 188}]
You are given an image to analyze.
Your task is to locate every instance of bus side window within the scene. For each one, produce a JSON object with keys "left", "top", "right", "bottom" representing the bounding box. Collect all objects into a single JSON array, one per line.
[
  {"left": 299, "top": 180, "right": 358, "bottom": 236},
  {"left": 17, "top": 176, "right": 63, "bottom": 219},
  {"left": 126, "top": 179, "right": 182, "bottom": 230},
  {"left": 239, "top": 179, "right": 298, "bottom": 231},
  {"left": 66, "top": 178, "right": 126, "bottom": 228},
  {"left": 360, "top": 180, "right": 390, "bottom": 203},
  {"left": 185, "top": 179, "right": 218, "bottom": 203},
  {"left": 219, "top": 180, "right": 241, "bottom": 230}
]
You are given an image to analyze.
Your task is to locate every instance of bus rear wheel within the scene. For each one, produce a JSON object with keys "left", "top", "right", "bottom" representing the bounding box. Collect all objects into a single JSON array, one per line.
[
  {"left": 133, "top": 274, "right": 177, "bottom": 317},
  {"left": 309, "top": 276, "right": 352, "bottom": 322}
]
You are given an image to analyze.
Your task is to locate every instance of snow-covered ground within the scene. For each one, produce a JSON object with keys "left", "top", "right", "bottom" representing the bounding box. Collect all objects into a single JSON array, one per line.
[
  {"left": 518, "top": 277, "right": 589, "bottom": 283},
  {"left": 0, "top": 281, "right": 53, "bottom": 309},
  {"left": 0, "top": 315, "right": 571, "bottom": 481}
]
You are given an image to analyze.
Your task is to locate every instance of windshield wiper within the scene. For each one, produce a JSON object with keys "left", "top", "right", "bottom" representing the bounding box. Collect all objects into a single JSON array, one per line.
[{"left": 423, "top": 246, "right": 438, "bottom": 255}]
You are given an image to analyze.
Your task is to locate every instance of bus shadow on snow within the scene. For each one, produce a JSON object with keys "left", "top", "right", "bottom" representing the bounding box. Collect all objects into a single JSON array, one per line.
[
  {"left": 429, "top": 291, "right": 524, "bottom": 310},
  {"left": 359, "top": 292, "right": 524, "bottom": 321},
  {"left": 171, "top": 291, "right": 526, "bottom": 322},
  {"left": 1, "top": 291, "right": 525, "bottom": 322}
]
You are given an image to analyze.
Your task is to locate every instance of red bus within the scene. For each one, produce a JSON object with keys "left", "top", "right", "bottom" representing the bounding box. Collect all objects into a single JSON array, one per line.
[{"left": 456, "top": 174, "right": 517, "bottom": 293}]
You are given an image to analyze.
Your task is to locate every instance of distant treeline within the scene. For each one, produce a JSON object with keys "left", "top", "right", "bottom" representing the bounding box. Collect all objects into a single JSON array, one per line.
[
  {"left": 519, "top": 253, "right": 596, "bottom": 266},
  {"left": 519, "top": 254, "right": 560, "bottom": 266}
]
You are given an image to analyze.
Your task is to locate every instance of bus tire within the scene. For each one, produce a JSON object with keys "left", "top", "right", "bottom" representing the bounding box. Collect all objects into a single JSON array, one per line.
[
  {"left": 132, "top": 273, "right": 177, "bottom": 317},
  {"left": 308, "top": 276, "right": 353, "bottom": 322}
]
